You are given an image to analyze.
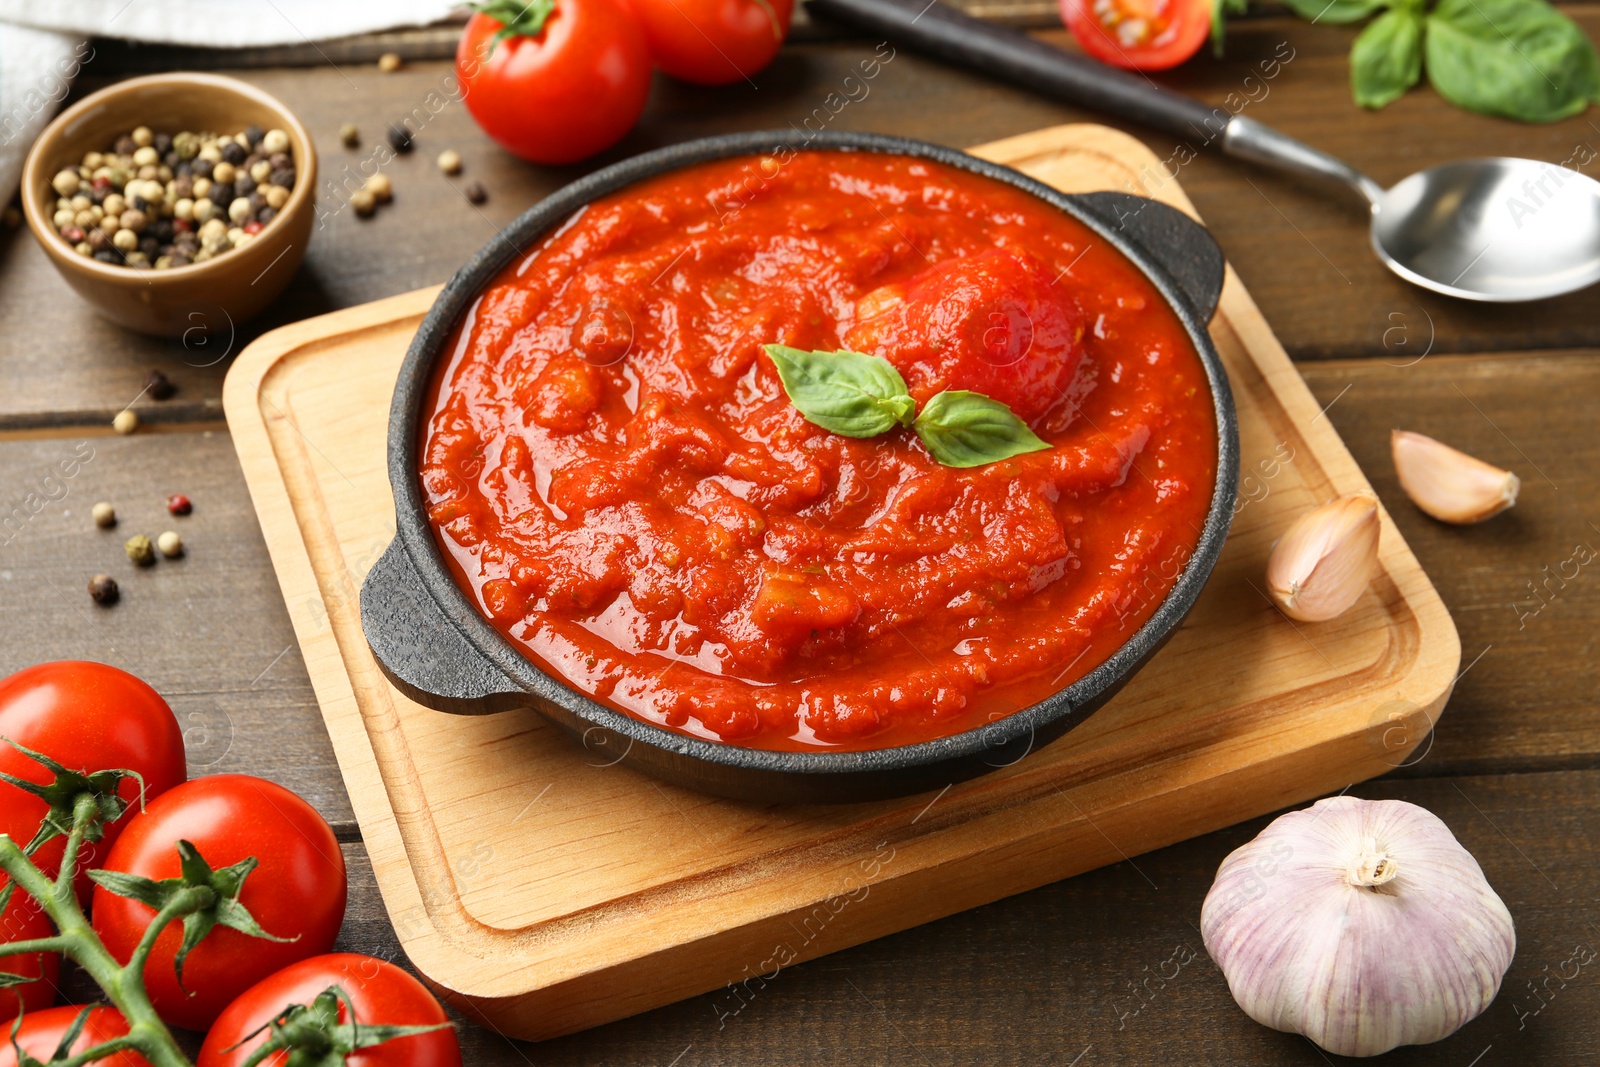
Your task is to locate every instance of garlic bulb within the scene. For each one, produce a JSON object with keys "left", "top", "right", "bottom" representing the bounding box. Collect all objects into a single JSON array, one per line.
[
  {"left": 1392, "top": 430, "right": 1520, "bottom": 524},
  {"left": 1202, "top": 796, "right": 1515, "bottom": 1057},
  {"left": 1265, "top": 494, "right": 1380, "bottom": 622}
]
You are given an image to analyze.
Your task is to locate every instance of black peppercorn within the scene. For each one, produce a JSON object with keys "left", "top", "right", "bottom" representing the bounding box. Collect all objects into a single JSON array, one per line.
[
  {"left": 244, "top": 124, "right": 264, "bottom": 146},
  {"left": 154, "top": 132, "right": 173, "bottom": 154},
  {"left": 94, "top": 250, "right": 121, "bottom": 264},
  {"left": 139, "top": 236, "right": 161, "bottom": 259},
  {"left": 144, "top": 369, "right": 176, "bottom": 400},
  {"left": 209, "top": 183, "right": 236, "bottom": 207},
  {"left": 235, "top": 174, "right": 256, "bottom": 197},
  {"left": 464, "top": 180, "right": 488, "bottom": 205},
  {"left": 221, "top": 141, "right": 247, "bottom": 165},
  {"left": 192, "top": 158, "right": 213, "bottom": 179},
  {"left": 387, "top": 125, "right": 413, "bottom": 154},
  {"left": 88, "top": 574, "right": 119, "bottom": 606},
  {"left": 256, "top": 206, "right": 277, "bottom": 226},
  {"left": 114, "top": 134, "right": 137, "bottom": 155},
  {"left": 269, "top": 168, "right": 295, "bottom": 189},
  {"left": 268, "top": 152, "right": 291, "bottom": 170}
]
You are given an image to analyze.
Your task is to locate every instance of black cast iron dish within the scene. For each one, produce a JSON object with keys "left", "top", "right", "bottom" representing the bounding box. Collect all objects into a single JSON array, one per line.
[{"left": 361, "top": 130, "right": 1239, "bottom": 805}]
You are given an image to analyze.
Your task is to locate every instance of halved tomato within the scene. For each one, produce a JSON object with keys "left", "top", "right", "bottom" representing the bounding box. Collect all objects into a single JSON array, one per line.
[{"left": 1060, "top": 0, "right": 1211, "bottom": 70}]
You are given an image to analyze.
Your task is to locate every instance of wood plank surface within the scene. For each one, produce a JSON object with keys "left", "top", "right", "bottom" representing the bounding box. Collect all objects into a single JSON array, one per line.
[
  {"left": 465, "top": 768, "right": 1600, "bottom": 1066},
  {"left": 2, "top": 11, "right": 1598, "bottom": 1063}
]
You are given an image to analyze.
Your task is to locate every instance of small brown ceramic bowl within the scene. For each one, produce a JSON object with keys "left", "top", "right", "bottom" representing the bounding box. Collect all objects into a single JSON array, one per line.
[{"left": 22, "top": 72, "right": 317, "bottom": 338}]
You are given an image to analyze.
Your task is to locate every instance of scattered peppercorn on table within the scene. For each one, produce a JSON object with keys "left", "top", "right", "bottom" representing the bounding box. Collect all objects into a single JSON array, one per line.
[{"left": 2, "top": 9, "right": 1599, "bottom": 1064}]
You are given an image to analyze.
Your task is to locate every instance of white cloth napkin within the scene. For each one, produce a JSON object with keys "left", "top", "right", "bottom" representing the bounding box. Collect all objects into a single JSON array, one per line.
[{"left": 0, "top": 0, "right": 461, "bottom": 200}]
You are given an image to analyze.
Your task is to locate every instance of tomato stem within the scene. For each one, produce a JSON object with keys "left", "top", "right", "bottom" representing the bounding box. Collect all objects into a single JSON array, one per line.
[
  {"left": 39, "top": 1034, "right": 142, "bottom": 1067},
  {"left": 0, "top": 795, "right": 198, "bottom": 1067}
]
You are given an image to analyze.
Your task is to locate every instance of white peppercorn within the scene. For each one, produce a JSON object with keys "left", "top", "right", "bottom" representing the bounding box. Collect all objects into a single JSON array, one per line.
[
  {"left": 92, "top": 501, "right": 116, "bottom": 528},
  {"left": 131, "top": 125, "right": 153, "bottom": 147},
  {"left": 112, "top": 228, "right": 138, "bottom": 252},
  {"left": 264, "top": 185, "right": 289, "bottom": 210},
  {"left": 262, "top": 128, "right": 289, "bottom": 154},
  {"left": 437, "top": 149, "right": 462, "bottom": 175},
  {"left": 156, "top": 530, "right": 183, "bottom": 558},
  {"left": 351, "top": 188, "right": 376, "bottom": 217},
  {"left": 339, "top": 122, "right": 359, "bottom": 148},
  {"left": 112, "top": 409, "right": 139, "bottom": 434},
  {"left": 365, "top": 173, "right": 392, "bottom": 203},
  {"left": 52, "top": 169, "right": 80, "bottom": 196},
  {"left": 228, "top": 197, "right": 252, "bottom": 224},
  {"left": 378, "top": 52, "right": 402, "bottom": 72},
  {"left": 213, "top": 161, "right": 236, "bottom": 185}
]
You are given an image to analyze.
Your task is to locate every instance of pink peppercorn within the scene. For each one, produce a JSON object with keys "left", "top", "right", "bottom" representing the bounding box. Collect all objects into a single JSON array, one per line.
[{"left": 166, "top": 493, "right": 192, "bottom": 516}]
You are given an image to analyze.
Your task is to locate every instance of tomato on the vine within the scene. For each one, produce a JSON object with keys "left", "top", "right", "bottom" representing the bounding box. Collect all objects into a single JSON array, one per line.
[
  {"left": 0, "top": 889, "right": 58, "bottom": 1020},
  {"left": 0, "top": 1005, "right": 147, "bottom": 1067},
  {"left": 1059, "top": 0, "right": 1211, "bottom": 70},
  {"left": 456, "top": 0, "right": 652, "bottom": 165},
  {"left": 0, "top": 662, "right": 186, "bottom": 904},
  {"left": 91, "top": 774, "right": 347, "bottom": 1032},
  {"left": 198, "top": 954, "right": 461, "bottom": 1067},
  {"left": 633, "top": 0, "right": 794, "bottom": 85}
]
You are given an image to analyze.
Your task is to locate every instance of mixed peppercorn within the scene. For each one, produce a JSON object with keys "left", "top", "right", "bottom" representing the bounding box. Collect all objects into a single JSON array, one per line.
[{"left": 48, "top": 123, "right": 296, "bottom": 270}]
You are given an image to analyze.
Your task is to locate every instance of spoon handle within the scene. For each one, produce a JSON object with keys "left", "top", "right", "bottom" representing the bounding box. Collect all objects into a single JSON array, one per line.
[
  {"left": 806, "top": 0, "right": 1227, "bottom": 141},
  {"left": 805, "top": 0, "right": 1384, "bottom": 204}
]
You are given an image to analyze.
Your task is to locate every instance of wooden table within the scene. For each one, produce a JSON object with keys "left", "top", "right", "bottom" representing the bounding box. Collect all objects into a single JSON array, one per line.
[{"left": 3, "top": 6, "right": 1597, "bottom": 1062}]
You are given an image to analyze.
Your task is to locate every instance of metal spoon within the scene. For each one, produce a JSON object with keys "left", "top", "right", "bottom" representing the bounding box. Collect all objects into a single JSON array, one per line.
[{"left": 806, "top": 0, "right": 1600, "bottom": 302}]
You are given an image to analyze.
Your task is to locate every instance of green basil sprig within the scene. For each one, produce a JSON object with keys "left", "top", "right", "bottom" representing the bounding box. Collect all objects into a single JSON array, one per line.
[
  {"left": 762, "top": 344, "right": 1050, "bottom": 468},
  {"left": 1216, "top": 0, "right": 1600, "bottom": 122},
  {"left": 764, "top": 345, "right": 916, "bottom": 437},
  {"left": 1426, "top": 0, "right": 1600, "bottom": 121},
  {"left": 1351, "top": 7, "right": 1426, "bottom": 108}
]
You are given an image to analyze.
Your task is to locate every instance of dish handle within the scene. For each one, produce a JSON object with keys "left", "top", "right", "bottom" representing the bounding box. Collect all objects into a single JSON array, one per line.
[
  {"left": 360, "top": 540, "right": 528, "bottom": 715},
  {"left": 1068, "top": 192, "right": 1225, "bottom": 321}
]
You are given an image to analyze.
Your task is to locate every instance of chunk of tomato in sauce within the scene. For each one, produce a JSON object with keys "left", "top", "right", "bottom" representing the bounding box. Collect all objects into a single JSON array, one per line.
[{"left": 846, "top": 248, "right": 1085, "bottom": 423}]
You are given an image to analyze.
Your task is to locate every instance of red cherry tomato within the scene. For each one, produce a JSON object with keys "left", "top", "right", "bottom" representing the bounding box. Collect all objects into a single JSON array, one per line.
[
  {"left": 0, "top": 890, "right": 58, "bottom": 1021},
  {"left": 1059, "top": 0, "right": 1211, "bottom": 70},
  {"left": 91, "top": 775, "right": 347, "bottom": 1031},
  {"left": 0, "top": 1005, "right": 148, "bottom": 1067},
  {"left": 456, "top": 1, "right": 652, "bottom": 165},
  {"left": 0, "top": 662, "right": 186, "bottom": 905},
  {"left": 197, "top": 954, "right": 461, "bottom": 1067},
  {"left": 633, "top": 0, "right": 794, "bottom": 85}
]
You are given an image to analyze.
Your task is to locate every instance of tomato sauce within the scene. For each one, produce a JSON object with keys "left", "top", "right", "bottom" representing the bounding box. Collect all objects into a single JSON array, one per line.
[{"left": 420, "top": 150, "right": 1217, "bottom": 751}]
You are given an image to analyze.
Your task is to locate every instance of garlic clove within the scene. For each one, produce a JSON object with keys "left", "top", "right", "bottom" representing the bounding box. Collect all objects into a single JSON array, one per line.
[
  {"left": 1266, "top": 494, "right": 1380, "bottom": 622},
  {"left": 1392, "top": 430, "right": 1519, "bottom": 524},
  {"left": 1202, "top": 796, "right": 1515, "bottom": 1058}
]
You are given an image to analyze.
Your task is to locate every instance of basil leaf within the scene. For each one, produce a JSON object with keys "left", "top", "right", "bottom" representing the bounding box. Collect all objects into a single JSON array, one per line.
[
  {"left": 1211, "top": 0, "right": 1250, "bottom": 57},
  {"left": 912, "top": 391, "right": 1050, "bottom": 468},
  {"left": 1351, "top": 7, "right": 1425, "bottom": 107},
  {"left": 1280, "top": 0, "right": 1388, "bottom": 25},
  {"left": 1426, "top": 0, "right": 1600, "bottom": 122},
  {"left": 764, "top": 345, "right": 915, "bottom": 438}
]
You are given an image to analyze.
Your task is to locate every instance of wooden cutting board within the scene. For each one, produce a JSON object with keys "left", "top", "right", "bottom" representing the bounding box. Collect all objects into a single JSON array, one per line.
[{"left": 223, "top": 124, "right": 1459, "bottom": 1040}]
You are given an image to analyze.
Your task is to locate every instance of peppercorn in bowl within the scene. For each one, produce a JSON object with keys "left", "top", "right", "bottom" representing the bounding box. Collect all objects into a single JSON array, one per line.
[{"left": 21, "top": 73, "right": 317, "bottom": 337}]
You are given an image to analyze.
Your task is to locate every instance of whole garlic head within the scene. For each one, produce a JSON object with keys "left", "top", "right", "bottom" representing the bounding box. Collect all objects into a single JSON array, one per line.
[{"left": 1201, "top": 796, "right": 1515, "bottom": 1058}]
